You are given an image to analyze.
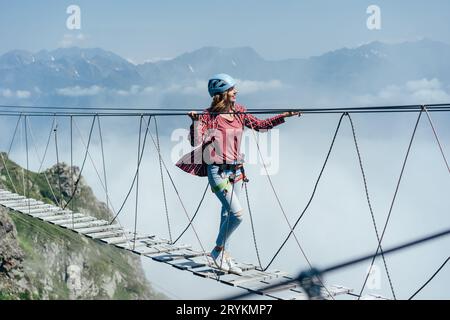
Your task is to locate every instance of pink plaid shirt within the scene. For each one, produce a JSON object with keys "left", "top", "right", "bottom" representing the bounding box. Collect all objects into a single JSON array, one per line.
[{"left": 175, "top": 104, "right": 285, "bottom": 177}]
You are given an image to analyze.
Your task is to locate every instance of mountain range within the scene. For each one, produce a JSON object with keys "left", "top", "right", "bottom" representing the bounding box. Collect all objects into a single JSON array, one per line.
[{"left": 1, "top": 39, "right": 450, "bottom": 108}]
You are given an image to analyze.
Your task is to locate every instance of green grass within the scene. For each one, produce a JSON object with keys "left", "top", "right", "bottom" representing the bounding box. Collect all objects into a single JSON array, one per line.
[
  {"left": 8, "top": 211, "right": 152, "bottom": 300},
  {"left": 1, "top": 153, "right": 160, "bottom": 300}
]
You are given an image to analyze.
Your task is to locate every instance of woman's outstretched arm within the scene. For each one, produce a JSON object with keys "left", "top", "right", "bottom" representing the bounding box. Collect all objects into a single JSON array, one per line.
[{"left": 242, "top": 108, "right": 300, "bottom": 131}]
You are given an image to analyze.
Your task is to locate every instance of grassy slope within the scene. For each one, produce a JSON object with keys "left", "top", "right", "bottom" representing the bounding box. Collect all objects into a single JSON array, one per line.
[{"left": 0, "top": 153, "right": 165, "bottom": 300}]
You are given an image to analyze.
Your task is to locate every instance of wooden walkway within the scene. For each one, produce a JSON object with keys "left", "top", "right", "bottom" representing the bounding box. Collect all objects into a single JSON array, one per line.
[{"left": 0, "top": 188, "right": 387, "bottom": 300}]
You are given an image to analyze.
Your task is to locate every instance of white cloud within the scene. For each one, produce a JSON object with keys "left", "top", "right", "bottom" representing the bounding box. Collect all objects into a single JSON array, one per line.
[
  {"left": 59, "top": 33, "right": 87, "bottom": 48},
  {"left": 53, "top": 79, "right": 284, "bottom": 99},
  {"left": 56, "top": 85, "right": 103, "bottom": 97},
  {"left": 0, "top": 88, "right": 31, "bottom": 99},
  {"left": 142, "top": 86, "right": 155, "bottom": 94},
  {"left": 116, "top": 85, "right": 141, "bottom": 96},
  {"left": 55, "top": 85, "right": 159, "bottom": 97},
  {"left": 126, "top": 58, "right": 137, "bottom": 66},
  {"left": 165, "top": 80, "right": 206, "bottom": 95},
  {"left": 235, "top": 79, "right": 283, "bottom": 94},
  {"left": 354, "top": 78, "right": 450, "bottom": 105},
  {"left": 16, "top": 90, "right": 31, "bottom": 99},
  {"left": 0, "top": 89, "right": 13, "bottom": 98},
  {"left": 143, "top": 57, "right": 173, "bottom": 63}
]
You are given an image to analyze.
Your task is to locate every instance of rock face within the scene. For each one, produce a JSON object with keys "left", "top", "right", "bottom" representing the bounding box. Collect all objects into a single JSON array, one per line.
[
  {"left": 0, "top": 210, "right": 23, "bottom": 273},
  {"left": 0, "top": 154, "right": 165, "bottom": 300},
  {"left": 0, "top": 209, "right": 31, "bottom": 299}
]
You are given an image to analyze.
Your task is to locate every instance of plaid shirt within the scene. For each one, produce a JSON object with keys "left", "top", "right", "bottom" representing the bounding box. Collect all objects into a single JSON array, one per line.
[{"left": 175, "top": 104, "right": 285, "bottom": 177}]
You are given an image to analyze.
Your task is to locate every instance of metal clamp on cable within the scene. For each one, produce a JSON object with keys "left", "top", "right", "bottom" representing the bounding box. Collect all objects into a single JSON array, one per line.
[{"left": 297, "top": 268, "right": 324, "bottom": 300}]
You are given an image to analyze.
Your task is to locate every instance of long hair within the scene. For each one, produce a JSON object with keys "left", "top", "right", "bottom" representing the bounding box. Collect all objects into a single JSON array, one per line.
[{"left": 208, "top": 91, "right": 232, "bottom": 114}]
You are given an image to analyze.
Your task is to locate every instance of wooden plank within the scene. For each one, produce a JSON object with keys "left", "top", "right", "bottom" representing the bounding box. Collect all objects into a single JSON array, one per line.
[
  {"left": 41, "top": 213, "right": 84, "bottom": 222},
  {"left": 37, "top": 211, "right": 79, "bottom": 222},
  {"left": 151, "top": 249, "right": 205, "bottom": 262},
  {"left": 360, "top": 294, "right": 390, "bottom": 300},
  {"left": 141, "top": 237, "right": 171, "bottom": 246},
  {"left": 268, "top": 288, "right": 309, "bottom": 300},
  {"left": 50, "top": 216, "right": 95, "bottom": 225},
  {"left": 240, "top": 275, "right": 295, "bottom": 294},
  {"left": 0, "top": 199, "right": 35, "bottom": 206},
  {"left": 88, "top": 229, "right": 129, "bottom": 239},
  {"left": 14, "top": 204, "right": 51, "bottom": 212},
  {"left": 17, "top": 207, "right": 58, "bottom": 215},
  {"left": 17, "top": 207, "right": 62, "bottom": 216},
  {"left": 98, "top": 236, "right": 132, "bottom": 245},
  {"left": 108, "top": 235, "right": 154, "bottom": 246},
  {"left": 76, "top": 224, "right": 123, "bottom": 235},
  {"left": 135, "top": 244, "right": 172, "bottom": 255},
  {"left": 236, "top": 276, "right": 309, "bottom": 300},
  {"left": 33, "top": 210, "right": 72, "bottom": 218},
  {"left": 113, "top": 240, "right": 149, "bottom": 249},
  {"left": 140, "top": 244, "right": 192, "bottom": 256},
  {"left": 11, "top": 200, "right": 46, "bottom": 208},
  {"left": 170, "top": 256, "right": 209, "bottom": 271},
  {"left": 20, "top": 207, "right": 62, "bottom": 215},
  {"left": 321, "top": 285, "right": 353, "bottom": 298},
  {"left": 227, "top": 270, "right": 288, "bottom": 287},
  {"left": 233, "top": 262, "right": 257, "bottom": 272},
  {"left": 0, "top": 196, "right": 25, "bottom": 201},
  {"left": 190, "top": 266, "right": 227, "bottom": 279},
  {"left": 1, "top": 197, "right": 37, "bottom": 206},
  {"left": 0, "top": 195, "right": 25, "bottom": 202},
  {"left": 9, "top": 201, "right": 44, "bottom": 209},
  {"left": 71, "top": 220, "right": 111, "bottom": 229}
]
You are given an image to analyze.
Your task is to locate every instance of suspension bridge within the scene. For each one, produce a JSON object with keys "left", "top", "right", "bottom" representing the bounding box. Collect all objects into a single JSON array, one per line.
[{"left": 0, "top": 103, "right": 449, "bottom": 300}]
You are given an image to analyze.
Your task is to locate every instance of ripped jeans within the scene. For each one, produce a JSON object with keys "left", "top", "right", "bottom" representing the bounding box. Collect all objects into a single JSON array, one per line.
[{"left": 207, "top": 164, "right": 244, "bottom": 250}]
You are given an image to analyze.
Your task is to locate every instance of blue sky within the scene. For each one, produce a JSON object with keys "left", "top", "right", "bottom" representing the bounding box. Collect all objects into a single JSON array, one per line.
[{"left": 1, "top": 0, "right": 450, "bottom": 62}]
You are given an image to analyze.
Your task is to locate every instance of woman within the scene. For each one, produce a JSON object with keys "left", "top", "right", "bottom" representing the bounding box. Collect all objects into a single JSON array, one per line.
[{"left": 176, "top": 73, "right": 299, "bottom": 274}]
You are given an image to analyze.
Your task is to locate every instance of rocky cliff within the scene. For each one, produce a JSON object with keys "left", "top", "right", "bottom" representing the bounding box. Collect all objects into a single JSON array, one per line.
[{"left": 0, "top": 153, "right": 165, "bottom": 300}]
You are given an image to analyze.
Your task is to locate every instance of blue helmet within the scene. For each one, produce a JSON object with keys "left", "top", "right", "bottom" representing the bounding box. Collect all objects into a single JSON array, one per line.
[{"left": 208, "top": 73, "right": 236, "bottom": 97}]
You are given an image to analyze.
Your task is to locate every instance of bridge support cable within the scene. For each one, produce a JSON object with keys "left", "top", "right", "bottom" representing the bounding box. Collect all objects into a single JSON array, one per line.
[
  {"left": 73, "top": 118, "right": 116, "bottom": 215},
  {"left": 154, "top": 116, "right": 173, "bottom": 243},
  {"left": 70, "top": 116, "right": 74, "bottom": 212},
  {"left": 24, "top": 115, "right": 30, "bottom": 212},
  {"left": 26, "top": 116, "right": 61, "bottom": 208},
  {"left": 247, "top": 115, "right": 336, "bottom": 299},
  {"left": 19, "top": 116, "right": 26, "bottom": 197},
  {"left": 26, "top": 116, "right": 61, "bottom": 207},
  {"left": 96, "top": 116, "right": 110, "bottom": 213},
  {"left": 408, "top": 256, "right": 450, "bottom": 300},
  {"left": 1, "top": 102, "right": 450, "bottom": 117},
  {"left": 62, "top": 115, "right": 97, "bottom": 210},
  {"left": 423, "top": 106, "right": 450, "bottom": 175},
  {"left": 53, "top": 118, "right": 64, "bottom": 208},
  {"left": 172, "top": 181, "right": 209, "bottom": 245},
  {"left": 264, "top": 114, "right": 345, "bottom": 271},
  {"left": 147, "top": 125, "right": 212, "bottom": 272},
  {"left": 346, "top": 113, "right": 397, "bottom": 299},
  {"left": 0, "top": 115, "right": 23, "bottom": 194},
  {"left": 133, "top": 116, "right": 144, "bottom": 250},
  {"left": 109, "top": 116, "right": 152, "bottom": 225},
  {"left": 70, "top": 116, "right": 135, "bottom": 243},
  {"left": 358, "top": 109, "right": 423, "bottom": 299},
  {"left": 227, "top": 227, "right": 450, "bottom": 300},
  {"left": 244, "top": 182, "right": 263, "bottom": 270}
]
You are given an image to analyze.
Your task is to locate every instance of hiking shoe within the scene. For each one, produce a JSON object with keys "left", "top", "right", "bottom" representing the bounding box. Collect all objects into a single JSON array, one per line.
[
  {"left": 209, "top": 249, "right": 230, "bottom": 272},
  {"left": 223, "top": 252, "right": 243, "bottom": 275}
]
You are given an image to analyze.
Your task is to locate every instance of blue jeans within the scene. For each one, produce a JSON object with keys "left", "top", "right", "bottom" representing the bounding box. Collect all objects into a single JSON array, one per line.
[{"left": 207, "top": 165, "right": 244, "bottom": 250}]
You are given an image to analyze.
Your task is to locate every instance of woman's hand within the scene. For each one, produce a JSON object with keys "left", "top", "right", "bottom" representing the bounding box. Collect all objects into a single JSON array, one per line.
[
  {"left": 282, "top": 111, "right": 301, "bottom": 118},
  {"left": 188, "top": 111, "right": 200, "bottom": 121}
]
